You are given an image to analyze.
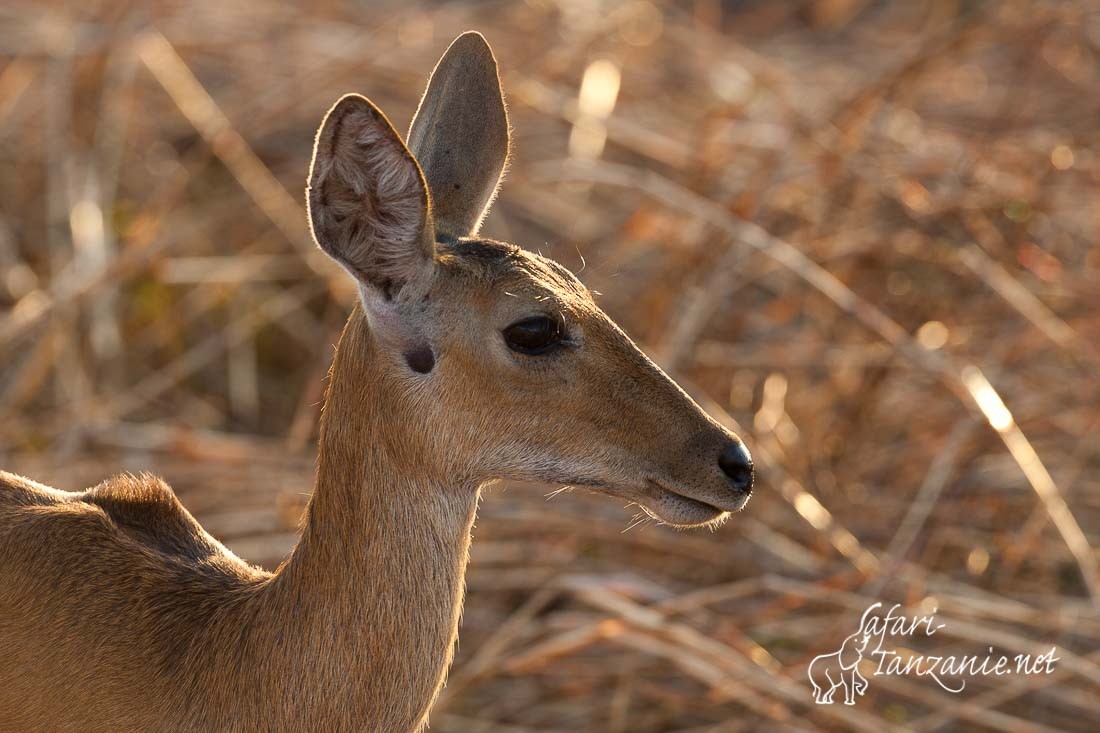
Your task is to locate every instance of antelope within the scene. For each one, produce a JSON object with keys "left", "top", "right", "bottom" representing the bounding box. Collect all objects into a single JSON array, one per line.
[{"left": 0, "top": 32, "right": 753, "bottom": 732}]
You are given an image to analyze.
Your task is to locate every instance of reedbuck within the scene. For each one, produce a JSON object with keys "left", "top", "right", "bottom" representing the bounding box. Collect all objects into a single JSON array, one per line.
[{"left": 0, "top": 32, "right": 752, "bottom": 732}]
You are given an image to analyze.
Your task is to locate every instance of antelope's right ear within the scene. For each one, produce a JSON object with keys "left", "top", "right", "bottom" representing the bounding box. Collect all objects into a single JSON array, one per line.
[
  {"left": 307, "top": 94, "right": 435, "bottom": 302},
  {"left": 407, "top": 32, "right": 510, "bottom": 239}
]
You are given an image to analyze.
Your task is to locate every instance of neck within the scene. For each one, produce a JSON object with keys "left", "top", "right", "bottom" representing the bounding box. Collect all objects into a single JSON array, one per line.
[{"left": 266, "top": 306, "right": 479, "bottom": 731}]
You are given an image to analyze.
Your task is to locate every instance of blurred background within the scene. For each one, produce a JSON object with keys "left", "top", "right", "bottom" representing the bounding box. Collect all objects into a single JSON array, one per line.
[{"left": 2, "top": 0, "right": 1099, "bottom": 730}]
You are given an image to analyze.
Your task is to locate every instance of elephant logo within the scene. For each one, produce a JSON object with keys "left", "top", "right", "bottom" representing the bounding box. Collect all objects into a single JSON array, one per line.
[{"left": 807, "top": 628, "right": 872, "bottom": 705}]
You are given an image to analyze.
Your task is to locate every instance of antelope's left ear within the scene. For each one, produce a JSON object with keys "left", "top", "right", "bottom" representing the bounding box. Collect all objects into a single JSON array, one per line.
[{"left": 307, "top": 93, "right": 435, "bottom": 303}]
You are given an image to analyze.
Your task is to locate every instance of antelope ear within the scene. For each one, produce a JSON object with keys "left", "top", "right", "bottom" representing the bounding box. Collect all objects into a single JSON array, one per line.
[
  {"left": 407, "top": 31, "right": 510, "bottom": 238},
  {"left": 308, "top": 94, "right": 434, "bottom": 302}
]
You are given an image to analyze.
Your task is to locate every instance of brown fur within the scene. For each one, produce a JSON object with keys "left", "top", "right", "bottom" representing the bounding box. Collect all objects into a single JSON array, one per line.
[
  {"left": 0, "top": 32, "right": 751, "bottom": 732},
  {"left": 0, "top": 310, "right": 475, "bottom": 732}
]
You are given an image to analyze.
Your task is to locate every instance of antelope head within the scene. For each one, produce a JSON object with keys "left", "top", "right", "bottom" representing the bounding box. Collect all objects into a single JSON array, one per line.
[{"left": 307, "top": 32, "right": 753, "bottom": 527}]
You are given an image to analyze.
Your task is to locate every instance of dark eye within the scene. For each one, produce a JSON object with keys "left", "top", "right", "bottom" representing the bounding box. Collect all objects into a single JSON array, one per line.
[{"left": 503, "top": 316, "right": 565, "bottom": 355}]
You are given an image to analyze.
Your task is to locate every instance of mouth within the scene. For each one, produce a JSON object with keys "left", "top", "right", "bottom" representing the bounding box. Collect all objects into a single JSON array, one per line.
[
  {"left": 640, "top": 480, "right": 750, "bottom": 527},
  {"left": 563, "top": 477, "right": 751, "bottom": 529}
]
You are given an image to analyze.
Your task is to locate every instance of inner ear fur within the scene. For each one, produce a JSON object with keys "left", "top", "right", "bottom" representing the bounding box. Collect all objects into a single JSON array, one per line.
[
  {"left": 307, "top": 93, "right": 435, "bottom": 300},
  {"left": 407, "top": 31, "right": 510, "bottom": 239}
]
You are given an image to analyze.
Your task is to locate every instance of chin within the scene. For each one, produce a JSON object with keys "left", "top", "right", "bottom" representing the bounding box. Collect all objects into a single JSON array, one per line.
[
  {"left": 641, "top": 493, "right": 732, "bottom": 528},
  {"left": 575, "top": 480, "right": 746, "bottom": 529},
  {"left": 636, "top": 479, "right": 752, "bottom": 528}
]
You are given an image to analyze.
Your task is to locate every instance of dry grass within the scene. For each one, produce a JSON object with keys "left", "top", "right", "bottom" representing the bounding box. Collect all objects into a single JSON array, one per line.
[{"left": 2, "top": 0, "right": 1099, "bottom": 730}]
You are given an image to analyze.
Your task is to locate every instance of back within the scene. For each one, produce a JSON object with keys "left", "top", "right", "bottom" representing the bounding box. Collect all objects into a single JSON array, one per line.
[{"left": 0, "top": 471, "right": 267, "bottom": 731}]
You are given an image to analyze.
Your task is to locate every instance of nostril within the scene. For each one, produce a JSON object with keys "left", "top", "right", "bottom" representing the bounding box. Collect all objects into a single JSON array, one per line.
[{"left": 718, "top": 442, "right": 754, "bottom": 492}]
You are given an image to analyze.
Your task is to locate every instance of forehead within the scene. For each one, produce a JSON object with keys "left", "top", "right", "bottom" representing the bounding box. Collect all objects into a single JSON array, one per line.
[{"left": 438, "top": 237, "right": 590, "bottom": 300}]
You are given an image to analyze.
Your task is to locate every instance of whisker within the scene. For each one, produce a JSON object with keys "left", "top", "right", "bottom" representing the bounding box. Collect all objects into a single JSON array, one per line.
[
  {"left": 622, "top": 511, "right": 650, "bottom": 534},
  {"left": 545, "top": 485, "right": 573, "bottom": 501}
]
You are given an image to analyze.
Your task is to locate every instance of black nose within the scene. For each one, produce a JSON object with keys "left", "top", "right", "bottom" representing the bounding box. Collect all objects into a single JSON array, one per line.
[{"left": 718, "top": 441, "right": 753, "bottom": 493}]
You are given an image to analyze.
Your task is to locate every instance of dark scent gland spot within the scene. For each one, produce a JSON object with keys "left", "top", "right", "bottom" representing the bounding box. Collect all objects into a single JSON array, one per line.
[
  {"left": 453, "top": 183, "right": 461, "bottom": 190},
  {"left": 374, "top": 277, "right": 396, "bottom": 301},
  {"left": 405, "top": 344, "right": 435, "bottom": 374}
]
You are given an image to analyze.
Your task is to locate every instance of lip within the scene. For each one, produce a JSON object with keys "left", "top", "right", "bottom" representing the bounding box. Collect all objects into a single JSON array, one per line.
[
  {"left": 641, "top": 479, "right": 750, "bottom": 527},
  {"left": 568, "top": 478, "right": 749, "bottom": 528},
  {"left": 646, "top": 479, "right": 750, "bottom": 513}
]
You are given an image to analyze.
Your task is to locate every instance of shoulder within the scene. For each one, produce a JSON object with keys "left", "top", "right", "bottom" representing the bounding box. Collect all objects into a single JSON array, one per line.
[
  {"left": 1, "top": 470, "right": 249, "bottom": 572},
  {"left": 81, "top": 472, "right": 237, "bottom": 564},
  {"left": 83, "top": 472, "right": 186, "bottom": 521}
]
